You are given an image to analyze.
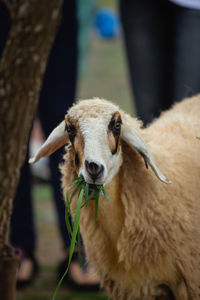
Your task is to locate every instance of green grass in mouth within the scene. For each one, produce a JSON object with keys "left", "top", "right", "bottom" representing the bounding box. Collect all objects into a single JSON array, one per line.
[{"left": 52, "top": 177, "right": 109, "bottom": 300}]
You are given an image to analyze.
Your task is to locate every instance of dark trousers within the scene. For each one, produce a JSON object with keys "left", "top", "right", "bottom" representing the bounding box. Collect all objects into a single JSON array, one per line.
[
  {"left": 0, "top": 1, "right": 78, "bottom": 252},
  {"left": 120, "top": 0, "right": 200, "bottom": 125}
]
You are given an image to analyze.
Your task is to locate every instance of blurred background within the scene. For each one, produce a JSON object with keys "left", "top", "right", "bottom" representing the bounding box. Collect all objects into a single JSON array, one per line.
[
  {"left": 17, "top": 0, "right": 132, "bottom": 299},
  {"left": 5, "top": 0, "right": 199, "bottom": 298}
]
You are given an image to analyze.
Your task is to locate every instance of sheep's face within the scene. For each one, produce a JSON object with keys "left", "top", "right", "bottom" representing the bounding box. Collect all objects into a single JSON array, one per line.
[{"left": 65, "top": 111, "right": 123, "bottom": 186}]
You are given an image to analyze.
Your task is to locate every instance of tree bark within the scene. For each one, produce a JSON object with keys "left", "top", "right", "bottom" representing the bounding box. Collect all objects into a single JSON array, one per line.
[{"left": 0, "top": 0, "right": 62, "bottom": 298}]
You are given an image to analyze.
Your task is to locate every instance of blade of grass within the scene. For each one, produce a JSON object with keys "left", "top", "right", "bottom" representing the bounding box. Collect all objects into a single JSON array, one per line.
[
  {"left": 66, "top": 181, "right": 82, "bottom": 221},
  {"left": 74, "top": 177, "right": 83, "bottom": 182},
  {"left": 68, "top": 188, "right": 84, "bottom": 264},
  {"left": 77, "top": 227, "right": 82, "bottom": 267},
  {"left": 81, "top": 189, "right": 96, "bottom": 208},
  {"left": 52, "top": 188, "right": 84, "bottom": 300},
  {"left": 69, "top": 182, "right": 83, "bottom": 203},
  {"left": 65, "top": 177, "right": 84, "bottom": 207},
  {"left": 65, "top": 207, "right": 73, "bottom": 236},
  {"left": 52, "top": 264, "right": 70, "bottom": 300},
  {"left": 101, "top": 189, "right": 109, "bottom": 202},
  {"left": 97, "top": 185, "right": 109, "bottom": 202},
  {"left": 88, "top": 189, "right": 97, "bottom": 200},
  {"left": 67, "top": 179, "right": 81, "bottom": 193}
]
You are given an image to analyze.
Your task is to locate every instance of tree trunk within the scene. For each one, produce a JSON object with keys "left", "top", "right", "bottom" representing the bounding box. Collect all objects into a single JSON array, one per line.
[{"left": 0, "top": 0, "right": 62, "bottom": 299}]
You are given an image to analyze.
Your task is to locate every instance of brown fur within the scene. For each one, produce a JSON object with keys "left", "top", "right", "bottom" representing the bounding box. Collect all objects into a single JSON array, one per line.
[
  {"left": 107, "top": 130, "right": 121, "bottom": 155},
  {"left": 60, "top": 95, "right": 200, "bottom": 300},
  {"left": 65, "top": 116, "right": 84, "bottom": 173}
]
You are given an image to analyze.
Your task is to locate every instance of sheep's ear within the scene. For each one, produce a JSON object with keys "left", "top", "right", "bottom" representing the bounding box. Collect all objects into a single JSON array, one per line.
[
  {"left": 121, "top": 122, "right": 171, "bottom": 184},
  {"left": 29, "top": 121, "right": 69, "bottom": 164}
]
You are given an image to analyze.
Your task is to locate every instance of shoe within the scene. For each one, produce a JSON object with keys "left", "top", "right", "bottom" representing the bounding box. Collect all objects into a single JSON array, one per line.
[
  {"left": 17, "top": 249, "right": 39, "bottom": 288},
  {"left": 57, "top": 251, "right": 100, "bottom": 292}
]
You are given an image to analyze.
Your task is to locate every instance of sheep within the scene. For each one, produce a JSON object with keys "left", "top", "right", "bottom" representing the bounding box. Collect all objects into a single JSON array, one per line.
[{"left": 29, "top": 94, "right": 200, "bottom": 300}]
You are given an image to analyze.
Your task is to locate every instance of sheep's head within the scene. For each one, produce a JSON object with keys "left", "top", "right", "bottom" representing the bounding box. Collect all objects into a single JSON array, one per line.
[
  {"left": 29, "top": 99, "right": 170, "bottom": 185},
  {"left": 65, "top": 101, "right": 123, "bottom": 185}
]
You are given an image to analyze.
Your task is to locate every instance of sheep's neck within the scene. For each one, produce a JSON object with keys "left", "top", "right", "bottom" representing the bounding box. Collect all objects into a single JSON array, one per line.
[
  {"left": 99, "top": 173, "right": 125, "bottom": 244},
  {"left": 78, "top": 173, "right": 125, "bottom": 277}
]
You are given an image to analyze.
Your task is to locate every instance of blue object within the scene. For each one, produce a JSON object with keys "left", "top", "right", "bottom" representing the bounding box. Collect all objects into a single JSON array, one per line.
[{"left": 95, "top": 8, "right": 120, "bottom": 39}]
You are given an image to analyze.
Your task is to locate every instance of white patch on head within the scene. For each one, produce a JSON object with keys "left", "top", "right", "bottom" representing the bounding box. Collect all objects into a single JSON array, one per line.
[{"left": 78, "top": 118, "right": 122, "bottom": 186}]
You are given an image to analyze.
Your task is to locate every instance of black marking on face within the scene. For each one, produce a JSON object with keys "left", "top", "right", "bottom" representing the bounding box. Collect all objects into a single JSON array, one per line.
[{"left": 112, "top": 136, "right": 119, "bottom": 155}]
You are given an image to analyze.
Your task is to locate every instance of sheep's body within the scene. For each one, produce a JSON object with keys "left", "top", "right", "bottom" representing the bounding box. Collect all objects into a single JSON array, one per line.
[{"left": 60, "top": 95, "right": 200, "bottom": 300}]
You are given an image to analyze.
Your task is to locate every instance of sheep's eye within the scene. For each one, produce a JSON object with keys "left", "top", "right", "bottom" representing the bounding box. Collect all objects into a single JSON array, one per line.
[
  {"left": 114, "top": 121, "right": 121, "bottom": 130},
  {"left": 109, "top": 119, "right": 122, "bottom": 135},
  {"left": 114, "top": 120, "right": 122, "bottom": 134}
]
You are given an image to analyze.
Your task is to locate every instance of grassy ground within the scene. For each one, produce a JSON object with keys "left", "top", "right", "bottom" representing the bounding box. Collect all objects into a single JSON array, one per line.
[{"left": 16, "top": 30, "right": 134, "bottom": 300}]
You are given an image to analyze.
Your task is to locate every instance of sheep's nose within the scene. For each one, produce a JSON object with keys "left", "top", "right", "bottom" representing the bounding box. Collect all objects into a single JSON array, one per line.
[{"left": 85, "top": 160, "right": 104, "bottom": 181}]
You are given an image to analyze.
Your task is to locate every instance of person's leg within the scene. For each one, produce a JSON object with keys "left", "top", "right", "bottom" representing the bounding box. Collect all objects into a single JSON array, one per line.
[
  {"left": 10, "top": 151, "right": 36, "bottom": 253},
  {"left": 120, "top": 0, "right": 172, "bottom": 125},
  {"left": 169, "top": 4, "right": 200, "bottom": 101},
  {"left": 10, "top": 145, "right": 39, "bottom": 287}
]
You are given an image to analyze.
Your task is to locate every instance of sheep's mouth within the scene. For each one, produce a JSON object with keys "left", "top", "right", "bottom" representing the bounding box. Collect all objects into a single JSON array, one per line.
[{"left": 88, "top": 184, "right": 97, "bottom": 194}]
